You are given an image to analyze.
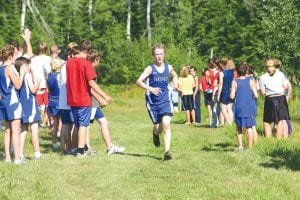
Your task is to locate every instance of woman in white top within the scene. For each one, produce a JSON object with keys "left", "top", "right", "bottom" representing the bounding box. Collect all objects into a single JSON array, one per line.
[{"left": 259, "top": 58, "right": 290, "bottom": 138}]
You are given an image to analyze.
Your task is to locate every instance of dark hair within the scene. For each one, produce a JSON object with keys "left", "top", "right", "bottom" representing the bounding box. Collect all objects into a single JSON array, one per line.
[
  {"left": 15, "top": 57, "right": 30, "bottom": 73},
  {"left": 237, "top": 62, "right": 248, "bottom": 76},
  {"left": 190, "top": 66, "right": 197, "bottom": 72},
  {"left": 247, "top": 65, "right": 255, "bottom": 75},
  {"left": 79, "top": 40, "right": 92, "bottom": 53},
  {"left": 86, "top": 49, "right": 100, "bottom": 63},
  {"left": 9, "top": 40, "right": 19, "bottom": 49},
  {"left": 39, "top": 42, "right": 48, "bottom": 54}
]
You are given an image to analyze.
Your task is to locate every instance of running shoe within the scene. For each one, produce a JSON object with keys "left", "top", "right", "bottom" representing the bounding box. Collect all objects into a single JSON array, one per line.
[{"left": 107, "top": 145, "right": 125, "bottom": 155}]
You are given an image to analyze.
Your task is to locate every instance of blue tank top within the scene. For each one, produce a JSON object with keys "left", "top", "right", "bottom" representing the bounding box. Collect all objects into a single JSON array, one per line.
[
  {"left": 145, "top": 63, "right": 170, "bottom": 105},
  {"left": 221, "top": 69, "right": 234, "bottom": 94},
  {"left": 0, "top": 66, "right": 20, "bottom": 108},
  {"left": 235, "top": 78, "right": 255, "bottom": 117},
  {"left": 47, "top": 72, "right": 60, "bottom": 106}
]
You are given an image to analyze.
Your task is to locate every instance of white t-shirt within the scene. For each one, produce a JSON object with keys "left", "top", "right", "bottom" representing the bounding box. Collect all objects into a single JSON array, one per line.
[
  {"left": 30, "top": 54, "right": 51, "bottom": 92},
  {"left": 259, "top": 69, "right": 288, "bottom": 96},
  {"left": 58, "top": 63, "right": 70, "bottom": 110}
]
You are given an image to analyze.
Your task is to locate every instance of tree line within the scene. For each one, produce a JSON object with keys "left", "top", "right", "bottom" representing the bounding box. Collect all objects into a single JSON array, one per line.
[{"left": 0, "top": 0, "right": 299, "bottom": 84}]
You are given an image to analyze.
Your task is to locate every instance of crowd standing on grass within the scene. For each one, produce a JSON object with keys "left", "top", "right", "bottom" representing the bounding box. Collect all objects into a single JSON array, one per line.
[
  {"left": 0, "top": 29, "right": 125, "bottom": 164},
  {"left": 0, "top": 28, "right": 293, "bottom": 163}
]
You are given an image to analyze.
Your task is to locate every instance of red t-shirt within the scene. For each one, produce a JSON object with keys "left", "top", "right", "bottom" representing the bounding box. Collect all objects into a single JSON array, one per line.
[
  {"left": 66, "top": 57, "right": 97, "bottom": 106},
  {"left": 199, "top": 76, "right": 210, "bottom": 91}
]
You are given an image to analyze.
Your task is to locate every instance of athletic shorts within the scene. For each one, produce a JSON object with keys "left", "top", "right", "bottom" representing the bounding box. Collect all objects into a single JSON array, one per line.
[
  {"left": 0, "top": 103, "right": 22, "bottom": 121},
  {"left": 204, "top": 92, "right": 213, "bottom": 107},
  {"left": 48, "top": 105, "right": 60, "bottom": 117},
  {"left": 146, "top": 101, "right": 172, "bottom": 124},
  {"left": 60, "top": 109, "right": 74, "bottom": 124},
  {"left": 90, "top": 107, "right": 104, "bottom": 121},
  {"left": 220, "top": 91, "right": 233, "bottom": 105},
  {"left": 71, "top": 106, "right": 91, "bottom": 127},
  {"left": 263, "top": 95, "right": 290, "bottom": 124},
  {"left": 21, "top": 113, "right": 41, "bottom": 124},
  {"left": 235, "top": 116, "right": 256, "bottom": 128},
  {"left": 36, "top": 90, "right": 49, "bottom": 106},
  {"left": 181, "top": 94, "right": 194, "bottom": 111}
]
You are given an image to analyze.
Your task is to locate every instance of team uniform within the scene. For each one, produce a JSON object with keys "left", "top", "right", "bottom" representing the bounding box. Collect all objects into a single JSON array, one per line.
[
  {"left": 19, "top": 72, "right": 41, "bottom": 123},
  {"left": 66, "top": 57, "right": 97, "bottom": 127},
  {"left": 58, "top": 63, "right": 73, "bottom": 124},
  {"left": 47, "top": 71, "right": 60, "bottom": 117},
  {"left": 220, "top": 69, "right": 234, "bottom": 105},
  {"left": 145, "top": 63, "right": 172, "bottom": 124},
  {"left": 234, "top": 78, "right": 256, "bottom": 128},
  {"left": 0, "top": 66, "right": 22, "bottom": 120}
]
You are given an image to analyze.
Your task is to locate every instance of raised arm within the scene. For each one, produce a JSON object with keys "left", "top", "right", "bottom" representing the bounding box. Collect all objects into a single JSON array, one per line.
[{"left": 217, "top": 71, "right": 224, "bottom": 102}]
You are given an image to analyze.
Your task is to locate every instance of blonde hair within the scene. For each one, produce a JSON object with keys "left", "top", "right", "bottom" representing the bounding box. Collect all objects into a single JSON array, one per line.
[
  {"left": 180, "top": 65, "right": 190, "bottom": 78},
  {"left": 152, "top": 43, "right": 165, "bottom": 55},
  {"left": 51, "top": 58, "right": 61, "bottom": 72},
  {"left": 265, "top": 58, "right": 276, "bottom": 76}
]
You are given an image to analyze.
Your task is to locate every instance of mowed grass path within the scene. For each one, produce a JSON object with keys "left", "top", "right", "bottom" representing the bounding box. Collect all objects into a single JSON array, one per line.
[{"left": 0, "top": 86, "right": 300, "bottom": 199}]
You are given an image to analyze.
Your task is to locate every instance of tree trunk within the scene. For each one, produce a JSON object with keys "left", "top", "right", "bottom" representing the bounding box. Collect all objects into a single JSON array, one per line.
[
  {"left": 147, "top": 0, "right": 151, "bottom": 46},
  {"left": 126, "top": 0, "right": 132, "bottom": 40},
  {"left": 89, "top": 0, "right": 94, "bottom": 32},
  {"left": 20, "top": 0, "right": 26, "bottom": 32}
]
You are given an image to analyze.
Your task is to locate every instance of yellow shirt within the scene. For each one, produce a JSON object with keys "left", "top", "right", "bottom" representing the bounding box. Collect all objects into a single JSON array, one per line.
[{"left": 179, "top": 75, "right": 194, "bottom": 95}]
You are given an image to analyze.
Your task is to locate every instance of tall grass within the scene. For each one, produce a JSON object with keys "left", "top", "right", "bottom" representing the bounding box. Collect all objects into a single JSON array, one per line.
[{"left": 0, "top": 85, "right": 300, "bottom": 199}]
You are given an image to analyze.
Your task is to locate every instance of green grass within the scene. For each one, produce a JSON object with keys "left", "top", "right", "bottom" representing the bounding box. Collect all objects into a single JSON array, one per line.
[{"left": 0, "top": 85, "right": 300, "bottom": 199}]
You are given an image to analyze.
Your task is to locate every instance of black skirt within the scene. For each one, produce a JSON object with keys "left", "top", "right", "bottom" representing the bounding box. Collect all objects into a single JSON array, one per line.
[{"left": 263, "top": 95, "right": 290, "bottom": 124}]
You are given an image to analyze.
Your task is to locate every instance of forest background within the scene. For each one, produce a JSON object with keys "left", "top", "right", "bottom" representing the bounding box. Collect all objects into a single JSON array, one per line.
[{"left": 0, "top": 0, "right": 299, "bottom": 84}]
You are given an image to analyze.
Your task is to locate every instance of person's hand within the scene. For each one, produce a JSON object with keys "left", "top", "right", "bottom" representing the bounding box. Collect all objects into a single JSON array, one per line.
[
  {"left": 104, "top": 94, "right": 112, "bottom": 104},
  {"left": 21, "top": 28, "right": 31, "bottom": 42},
  {"left": 20, "top": 64, "right": 29, "bottom": 76},
  {"left": 150, "top": 87, "right": 161, "bottom": 96},
  {"left": 98, "top": 98, "right": 108, "bottom": 108}
]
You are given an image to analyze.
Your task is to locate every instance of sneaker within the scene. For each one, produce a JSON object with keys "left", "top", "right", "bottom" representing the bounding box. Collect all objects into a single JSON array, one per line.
[
  {"left": 75, "top": 152, "right": 88, "bottom": 158},
  {"left": 107, "top": 145, "right": 125, "bottom": 155},
  {"left": 237, "top": 146, "right": 244, "bottom": 152},
  {"left": 163, "top": 151, "right": 172, "bottom": 161},
  {"left": 70, "top": 148, "right": 77, "bottom": 155},
  {"left": 85, "top": 148, "right": 97, "bottom": 156},
  {"left": 34, "top": 152, "right": 42, "bottom": 160},
  {"left": 14, "top": 159, "right": 26, "bottom": 165},
  {"left": 39, "top": 123, "right": 46, "bottom": 128},
  {"left": 153, "top": 132, "right": 160, "bottom": 148}
]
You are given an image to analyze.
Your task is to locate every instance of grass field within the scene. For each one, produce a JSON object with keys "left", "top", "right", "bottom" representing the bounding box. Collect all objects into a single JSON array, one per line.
[{"left": 0, "top": 85, "right": 300, "bottom": 199}]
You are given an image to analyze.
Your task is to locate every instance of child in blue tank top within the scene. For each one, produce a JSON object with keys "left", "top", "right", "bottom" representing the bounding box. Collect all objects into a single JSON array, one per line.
[
  {"left": 16, "top": 57, "right": 42, "bottom": 161},
  {"left": 230, "top": 62, "right": 258, "bottom": 150},
  {"left": 136, "top": 43, "right": 178, "bottom": 160},
  {"left": 48, "top": 58, "right": 61, "bottom": 150}
]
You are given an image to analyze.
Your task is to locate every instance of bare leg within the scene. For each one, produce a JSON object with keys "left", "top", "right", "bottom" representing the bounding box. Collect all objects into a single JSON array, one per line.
[
  {"left": 97, "top": 117, "right": 112, "bottom": 149},
  {"left": 237, "top": 127, "right": 243, "bottom": 149},
  {"left": 185, "top": 110, "right": 191, "bottom": 124},
  {"left": 11, "top": 119, "right": 21, "bottom": 161},
  {"left": 4, "top": 122, "right": 11, "bottom": 161},
  {"left": 190, "top": 109, "right": 196, "bottom": 124},
  {"left": 246, "top": 127, "right": 253, "bottom": 149},
  {"left": 161, "top": 116, "right": 172, "bottom": 153},
  {"left": 264, "top": 122, "right": 272, "bottom": 138},
  {"left": 30, "top": 122, "right": 40, "bottom": 153},
  {"left": 78, "top": 126, "right": 87, "bottom": 150},
  {"left": 252, "top": 126, "right": 258, "bottom": 145},
  {"left": 276, "top": 120, "right": 285, "bottom": 139},
  {"left": 20, "top": 124, "right": 28, "bottom": 158}
]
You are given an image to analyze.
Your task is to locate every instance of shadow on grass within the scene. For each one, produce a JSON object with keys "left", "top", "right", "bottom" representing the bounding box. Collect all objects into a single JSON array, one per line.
[
  {"left": 259, "top": 149, "right": 300, "bottom": 171},
  {"left": 122, "top": 152, "right": 162, "bottom": 160},
  {"left": 202, "top": 142, "right": 235, "bottom": 152}
]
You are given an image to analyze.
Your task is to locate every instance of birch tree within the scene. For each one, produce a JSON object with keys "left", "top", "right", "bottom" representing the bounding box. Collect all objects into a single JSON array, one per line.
[
  {"left": 127, "top": 0, "right": 132, "bottom": 40},
  {"left": 147, "top": 0, "right": 151, "bottom": 46},
  {"left": 89, "top": 0, "right": 94, "bottom": 32},
  {"left": 20, "top": 0, "right": 26, "bottom": 32}
]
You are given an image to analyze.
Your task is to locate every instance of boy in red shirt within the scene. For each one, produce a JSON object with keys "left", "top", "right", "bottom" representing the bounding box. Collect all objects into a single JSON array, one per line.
[{"left": 66, "top": 40, "right": 111, "bottom": 156}]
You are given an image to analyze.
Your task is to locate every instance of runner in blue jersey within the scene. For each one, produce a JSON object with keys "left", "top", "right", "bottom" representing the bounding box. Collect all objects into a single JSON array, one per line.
[{"left": 136, "top": 43, "right": 178, "bottom": 161}]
